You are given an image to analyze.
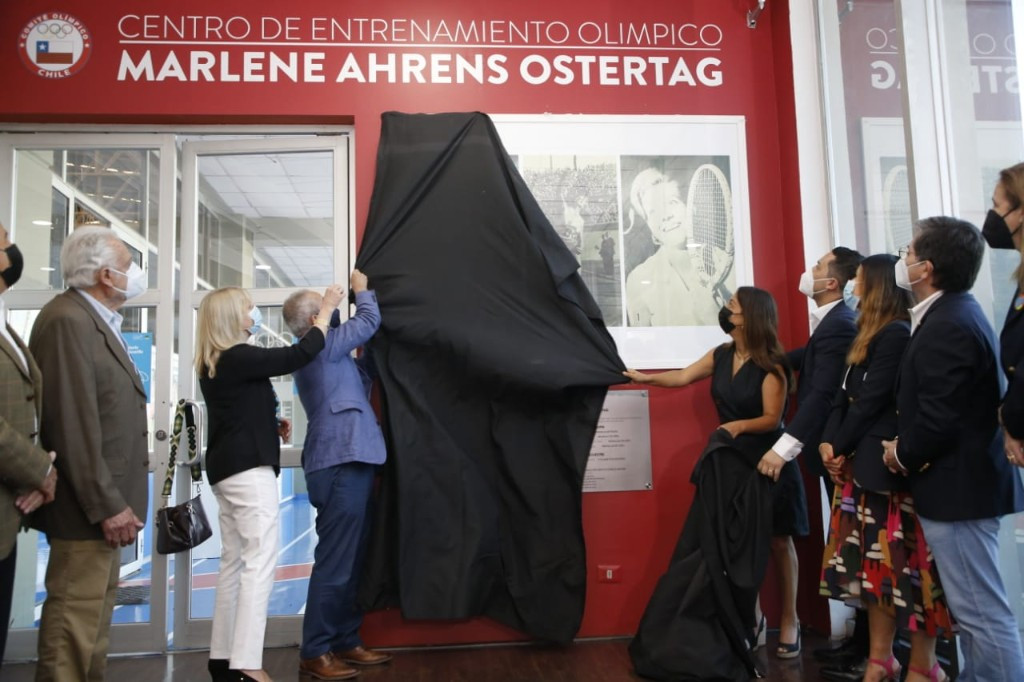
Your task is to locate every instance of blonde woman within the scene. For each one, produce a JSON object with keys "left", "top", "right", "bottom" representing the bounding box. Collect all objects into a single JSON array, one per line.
[{"left": 196, "top": 284, "right": 343, "bottom": 682}]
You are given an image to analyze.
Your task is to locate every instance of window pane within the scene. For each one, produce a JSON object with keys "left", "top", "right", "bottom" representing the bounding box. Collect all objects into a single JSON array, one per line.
[
  {"left": 195, "top": 151, "right": 334, "bottom": 289},
  {"left": 13, "top": 148, "right": 161, "bottom": 290},
  {"left": 821, "top": 0, "right": 911, "bottom": 253}
]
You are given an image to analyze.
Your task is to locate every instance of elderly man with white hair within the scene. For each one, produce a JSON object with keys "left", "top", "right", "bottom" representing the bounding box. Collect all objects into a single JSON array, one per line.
[{"left": 30, "top": 226, "right": 149, "bottom": 682}]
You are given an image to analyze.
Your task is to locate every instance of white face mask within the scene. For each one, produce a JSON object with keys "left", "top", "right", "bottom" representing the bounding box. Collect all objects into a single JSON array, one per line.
[
  {"left": 843, "top": 279, "right": 859, "bottom": 309},
  {"left": 109, "top": 262, "right": 146, "bottom": 299},
  {"left": 247, "top": 306, "right": 262, "bottom": 336},
  {"left": 798, "top": 270, "right": 833, "bottom": 297},
  {"left": 894, "top": 258, "right": 925, "bottom": 291}
]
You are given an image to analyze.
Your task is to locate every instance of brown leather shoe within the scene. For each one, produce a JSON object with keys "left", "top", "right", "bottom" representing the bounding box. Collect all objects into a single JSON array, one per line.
[
  {"left": 298, "top": 652, "right": 359, "bottom": 680},
  {"left": 334, "top": 645, "right": 392, "bottom": 666}
]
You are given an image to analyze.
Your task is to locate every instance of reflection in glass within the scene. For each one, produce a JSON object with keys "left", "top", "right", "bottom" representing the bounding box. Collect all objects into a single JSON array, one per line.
[{"left": 13, "top": 148, "right": 161, "bottom": 291}]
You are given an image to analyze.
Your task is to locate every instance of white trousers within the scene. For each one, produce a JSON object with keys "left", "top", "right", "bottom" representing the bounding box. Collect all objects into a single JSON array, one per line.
[{"left": 209, "top": 466, "right": 279, "bottom": 670}]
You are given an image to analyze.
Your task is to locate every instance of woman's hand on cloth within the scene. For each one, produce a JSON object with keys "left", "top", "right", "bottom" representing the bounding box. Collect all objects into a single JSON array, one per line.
[
  {"left": 623, "top": 368, "right": 654, "bottom": 384},
  {"left": 718, "top": 421, "right": 744, "bottom": 438}
]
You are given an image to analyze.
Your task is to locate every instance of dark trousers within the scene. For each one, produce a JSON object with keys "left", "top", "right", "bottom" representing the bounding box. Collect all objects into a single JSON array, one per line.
[
  {"left": 0, "top": 544, "right": 15, "bottom": 669},
  {"left": 300, "top": 462, "right": 376, "bottom": 659}
]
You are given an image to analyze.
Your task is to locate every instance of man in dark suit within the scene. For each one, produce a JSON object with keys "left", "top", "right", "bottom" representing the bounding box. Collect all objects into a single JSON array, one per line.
[
  {"left": 757, "top": 246, "right": 862, "bottom": 662},
  {"left": 30, "top": 226, "right": 149, "bottom": 682},
  {"left": 883, "top": 216, "right": 1024, "bottom": 682},
  {"left": 283, "top": 271, "right": 392, "bottom": 680},
  {"left": 0, "top": 221, "right": 56, "bottom": 669}
]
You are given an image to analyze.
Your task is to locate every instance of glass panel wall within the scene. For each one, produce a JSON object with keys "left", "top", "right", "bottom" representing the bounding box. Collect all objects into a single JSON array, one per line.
[{"left": 818, "top": 0, "right": 1024, "bottom": 643}]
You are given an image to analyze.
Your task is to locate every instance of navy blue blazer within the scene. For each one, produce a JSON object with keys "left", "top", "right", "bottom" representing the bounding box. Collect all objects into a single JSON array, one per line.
[
  {"left": 293, "top": 290, "right": 386, "bottom": 474},
  {"left": 1000, "top": 288, "right": 1024, "bottom": 439},
  {"left": 785, "top": 301, "right": 858, "bottom": 477},
  {"left": 896, "top": 291, "right": 1024, "bottom": 521},
  {"left": 821, "top": 320, "right": 909, "bottom": 493}
]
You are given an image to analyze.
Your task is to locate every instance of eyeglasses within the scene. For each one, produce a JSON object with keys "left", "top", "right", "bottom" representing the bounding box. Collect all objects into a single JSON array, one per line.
[{"left": 897, "top": 245, "right": 911, "bottom": 259}]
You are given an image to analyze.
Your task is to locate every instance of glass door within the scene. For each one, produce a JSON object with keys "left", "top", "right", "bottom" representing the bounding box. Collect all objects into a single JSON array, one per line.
[
  {"left": 0, "top": 133, "right": 178, "bottom": 658},
  {"left": 174, "top": 136, "right": 351, "bottom": 649}
]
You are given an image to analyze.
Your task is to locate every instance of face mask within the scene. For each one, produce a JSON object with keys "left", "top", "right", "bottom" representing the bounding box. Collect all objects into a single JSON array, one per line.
[
  {"left": 798, "top": 270, "right": 833, "bottom": 297},
  {"left": 718, "top": 305, "right": 736, "bottom": 334},
  {"left": 247, "top": 306, "right": 262, "bottom": 336},
  {"left": 894, "top": 258, "right": 925, "bottom": 291},
  {"left": 982, "top": 209, "right": 1021, "bottom": 250},
  {"left": 843, "top": 279, "right": 859, "bottom": 310},
  {"left": 1, "top": 243, "right": 24, "bottom": 287},
  {"left": 109, "top": 262, "right": 146, "bottom": 299}
]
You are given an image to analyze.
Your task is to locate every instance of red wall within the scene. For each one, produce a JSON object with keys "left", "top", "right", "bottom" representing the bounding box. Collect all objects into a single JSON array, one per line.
[{"left": 0, "top": 0, "right": 827, "bottom": 644}]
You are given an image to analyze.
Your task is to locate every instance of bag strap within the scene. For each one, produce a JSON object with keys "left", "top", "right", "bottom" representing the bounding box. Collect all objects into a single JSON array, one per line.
[{"left": 161, "top": 399, "right": 202, "bottom": 499}]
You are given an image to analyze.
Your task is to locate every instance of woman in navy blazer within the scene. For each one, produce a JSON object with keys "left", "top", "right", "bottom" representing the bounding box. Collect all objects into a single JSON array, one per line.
[
  {"left": 818, "top": 255, "right": 951, "bottom": 682},
  {"left": 196, "top": 284, "right": 343, "bottom": 682},
  {"left": 984, "top": 163, "right": 1024, "bottom": 464}
]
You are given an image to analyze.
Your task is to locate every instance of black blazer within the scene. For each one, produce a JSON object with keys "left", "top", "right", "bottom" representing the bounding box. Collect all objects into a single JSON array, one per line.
[
  {"left": 1000, "top": 288, "right": 1024, "bottom": 439},
  {"left": 200, "top": 328, "right": 325, "bottom": 486},
  {"left": 821, "top": 320, "right": 909, "bottom": 492},
  {"left": 896, "top": 291, "right": 1024, "bottom": 521},
  {"left": 785, "top": 301, "right": 858, "bottom": 477}
]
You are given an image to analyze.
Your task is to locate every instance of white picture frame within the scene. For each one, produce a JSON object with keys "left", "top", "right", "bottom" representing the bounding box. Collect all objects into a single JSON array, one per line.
[{"left": 492, "top": 114, "right": 752, "bottom": 369}]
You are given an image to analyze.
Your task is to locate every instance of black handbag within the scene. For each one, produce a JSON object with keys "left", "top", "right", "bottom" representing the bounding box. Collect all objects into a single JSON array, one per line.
[{"left": 155, "top": 400, "right": 212, "bottom": 554}]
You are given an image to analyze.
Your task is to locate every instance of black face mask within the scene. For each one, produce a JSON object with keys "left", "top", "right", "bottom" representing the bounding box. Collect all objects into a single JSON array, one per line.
[
  {"left": 982, "top": 209, "right": 1021, "bottom": 250},
  {"left": 1, "top": 244, "right": 23, "bottom": 287},
  {"left": 718, "top": 305, "right": 736, "bottom": 334}
]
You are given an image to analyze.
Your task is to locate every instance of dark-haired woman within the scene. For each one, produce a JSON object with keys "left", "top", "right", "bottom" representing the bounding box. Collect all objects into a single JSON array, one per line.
[
  {"left": 819, "top": 255, "right": 952, "bottom": 682},
  {"left": 984, "top": 164, "right": 1024, "bottom": 464},
  {"left": 625, "top": 286, "right": 790, "bottom": 681}
]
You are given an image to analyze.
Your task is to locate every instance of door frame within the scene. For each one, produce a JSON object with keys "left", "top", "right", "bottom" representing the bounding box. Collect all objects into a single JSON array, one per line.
[
  {"left": 173, "top": 134, "right": 352, "bottom": 650},
  {"left": 0, "top": 132, "right": 178, "bottom": 657},
  {"left": 0, "top": 126, "right": 354, "bottom": 660}
]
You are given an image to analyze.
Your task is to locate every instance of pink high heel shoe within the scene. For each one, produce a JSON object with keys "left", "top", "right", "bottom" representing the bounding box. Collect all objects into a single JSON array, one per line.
[
  {"left": 908, "top": 662, "right": 949, "bottom": 682},
  {"left": 866, "top": 655, "right": 902, "bottom": 681}
]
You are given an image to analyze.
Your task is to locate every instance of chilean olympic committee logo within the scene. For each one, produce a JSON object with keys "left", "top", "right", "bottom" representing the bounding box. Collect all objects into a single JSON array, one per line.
[{"left": 18, "top": 12, "right": 92, "bottom": 78}]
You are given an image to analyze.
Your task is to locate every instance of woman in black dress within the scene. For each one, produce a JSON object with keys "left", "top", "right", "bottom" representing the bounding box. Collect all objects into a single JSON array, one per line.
[{"left": 624, "top": 286, "right": 790, "bottom": 681}]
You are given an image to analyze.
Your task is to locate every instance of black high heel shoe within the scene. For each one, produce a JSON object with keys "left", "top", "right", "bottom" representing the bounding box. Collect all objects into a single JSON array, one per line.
[
  {"left": 775, "top": 623, "right": 801, "bottom": 659},
  {"left": 207, "top": 661, "right": 259, "bottom": 682},
  {"left": 750, "top": 614, "right": 767, "bottom": 651},
  {"left": 208, "top": 659, "right": 229, "bottom": 681},
  {"left": 224, "top": 672, "right": 259, "bottom": 682}
]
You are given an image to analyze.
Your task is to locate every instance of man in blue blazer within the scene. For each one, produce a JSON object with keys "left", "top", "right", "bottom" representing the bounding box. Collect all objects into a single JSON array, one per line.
[
  {"left": 883, "top": 216, "right": 1024, "bottom": 682},
  {"left": 284, "top": 270, "right": 391, "bottom": 681},
  {"left": 757, "top": 246, "right": 862, "bottom": 660}
]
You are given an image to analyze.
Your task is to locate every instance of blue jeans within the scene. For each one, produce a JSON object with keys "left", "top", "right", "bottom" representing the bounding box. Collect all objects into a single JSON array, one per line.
[
  {"left": 300, "top": 461, "right": 376, "bottom": 659},
  {"left": 918, "top": 515, "right": 1024, "bottom": 682}
]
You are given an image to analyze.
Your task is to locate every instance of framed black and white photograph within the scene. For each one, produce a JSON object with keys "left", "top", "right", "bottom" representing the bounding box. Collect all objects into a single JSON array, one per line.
[{"left": 495, "top": 115, "right": 752, "bottom": 368}]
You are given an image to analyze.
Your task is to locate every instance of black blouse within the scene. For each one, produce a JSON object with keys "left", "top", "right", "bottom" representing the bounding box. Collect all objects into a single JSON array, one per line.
[{"left": 200, "top": 328, "right": 325, "bottom": 485}]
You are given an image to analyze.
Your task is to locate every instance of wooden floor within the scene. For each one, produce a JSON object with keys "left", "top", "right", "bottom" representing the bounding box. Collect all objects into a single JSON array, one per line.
[{"left": 2, "top": 631, "right": 838, "bottom": 681}]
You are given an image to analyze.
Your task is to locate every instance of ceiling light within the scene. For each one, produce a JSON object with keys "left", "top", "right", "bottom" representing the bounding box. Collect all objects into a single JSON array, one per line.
[
  {"left": 255, "top": 264, "right": 272, "bottom": 270},
  {"left": 32, "top": 220, "right": 52, "bottom": 226},
  {"left": 40, "top": 267, "right": 55, "bottom": 272}
]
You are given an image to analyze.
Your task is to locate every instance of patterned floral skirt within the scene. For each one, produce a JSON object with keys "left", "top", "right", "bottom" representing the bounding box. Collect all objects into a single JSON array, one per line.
[{"left": 820, "top": 481, "right": 954, "bottom": 637}]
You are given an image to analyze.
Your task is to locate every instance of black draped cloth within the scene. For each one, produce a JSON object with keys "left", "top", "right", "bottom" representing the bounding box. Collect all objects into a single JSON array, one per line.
[
  {"left": 355, "top": 112, "right": 626, "bottom": 643},
  {"left": 630, "top": 346, "right": 777, "bottom": 680}
]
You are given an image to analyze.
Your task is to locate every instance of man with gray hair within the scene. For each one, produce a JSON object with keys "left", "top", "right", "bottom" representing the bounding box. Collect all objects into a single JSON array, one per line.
[
  {"left": 30, "top": 226, "right": 149, "bottom": 681},
  {"left": 283, "top": 269, "right": 391, "bottom": 680}
]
